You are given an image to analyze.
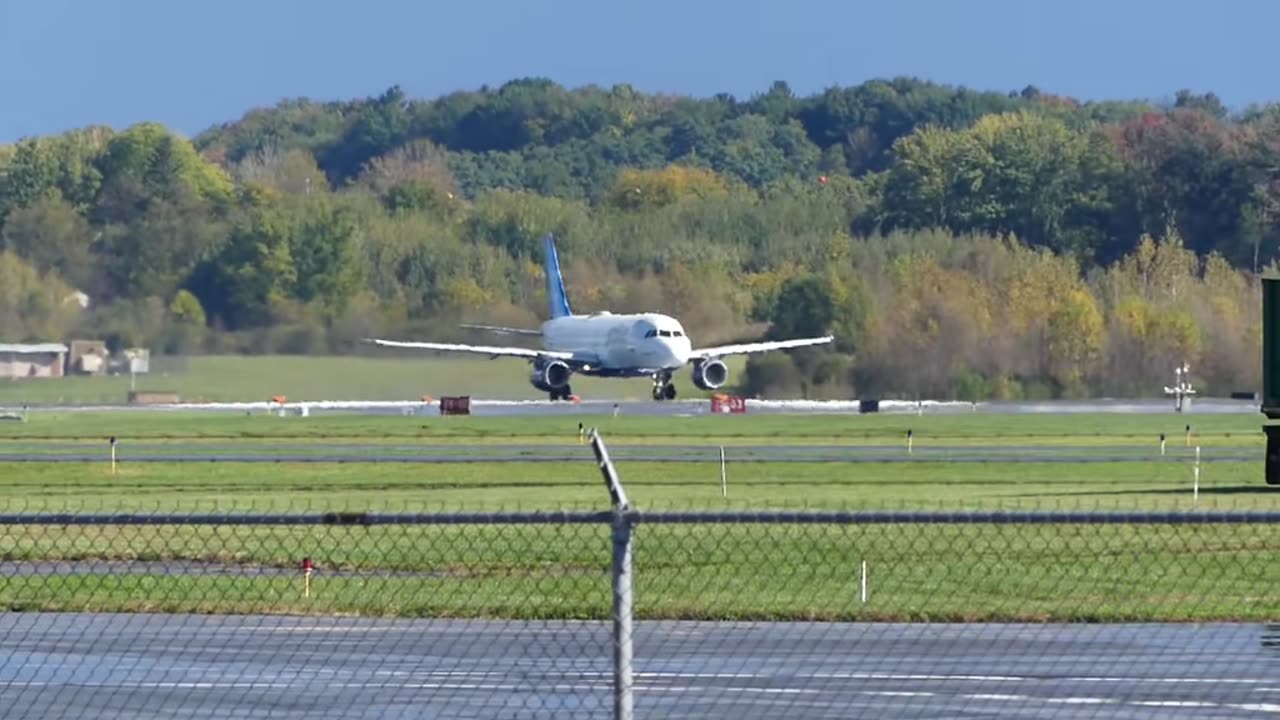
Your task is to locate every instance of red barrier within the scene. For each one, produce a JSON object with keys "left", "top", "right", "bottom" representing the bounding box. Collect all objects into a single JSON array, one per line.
[{"left": 710, "top": 395, "right": 747, "bottom": 414}]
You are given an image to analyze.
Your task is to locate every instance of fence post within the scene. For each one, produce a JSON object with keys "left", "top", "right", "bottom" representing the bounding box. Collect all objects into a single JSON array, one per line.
[
  {"left": 611, "top": 506, "right": 634, "bottom": 720},
  {"left": 591, "top": 429, "right": 633, "bottom": 720}
]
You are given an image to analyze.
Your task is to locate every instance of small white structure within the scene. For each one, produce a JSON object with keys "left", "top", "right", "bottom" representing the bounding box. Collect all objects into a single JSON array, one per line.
[
  {"left": 0, "top": 344, "right": 69, "bottom": 379},
  {"left": 1163, "top": 363, "right": 1197, "bottom": 413}
]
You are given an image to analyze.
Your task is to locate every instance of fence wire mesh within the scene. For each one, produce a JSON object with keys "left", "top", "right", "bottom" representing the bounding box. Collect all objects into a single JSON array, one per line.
[{"left": 0, "top": 511, "right": 1276, "bottom": 719}]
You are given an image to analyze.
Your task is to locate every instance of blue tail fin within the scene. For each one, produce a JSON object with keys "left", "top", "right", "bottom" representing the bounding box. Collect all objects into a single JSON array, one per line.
[{"left": 543, "top": 233, "right": 572, "bottom": 319}]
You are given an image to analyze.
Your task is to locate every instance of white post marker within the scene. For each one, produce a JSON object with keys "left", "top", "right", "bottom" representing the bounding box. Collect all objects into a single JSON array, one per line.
[
  {"left": 1160, "top": 433, "right": 1166, "bottom": 457},
  {"left": 907, "top": 429, "right": 913, "bottom": 455},
  {"left": 860, "top": 560, "right": 868, "bottom": 604},
  {"left": 109, "top": 436, "right": 117, "bottom": 476},
  {"left": 1193, "top": 446, "right": 1201, "bottom": 506},
  {"left": 719, "top": 446, "right": 727, "bottom": 497}
]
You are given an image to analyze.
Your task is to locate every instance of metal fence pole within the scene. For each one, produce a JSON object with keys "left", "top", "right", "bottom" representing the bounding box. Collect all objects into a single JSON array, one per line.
[
  {"left": 612, "top": 507, "right": 634, "bottom": 720},
  {"left": 591, "top": 429, "right": 633, "bottom": 720}
]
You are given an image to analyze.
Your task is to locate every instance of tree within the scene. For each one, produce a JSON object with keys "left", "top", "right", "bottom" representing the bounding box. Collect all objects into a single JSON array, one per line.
[
  {"left": 169, "top": 289, "right": 207, "bottom": 326},
  {"left": 0, "top": 194, "right": 96, "bottom": 290},
  {"left": 1045, "top": 288, "right": 1105, "bottom": 391},
  {"left": 605, "top": 165, "right": 729, "bottom": 210},
  {"left": 94, "top": 122, "right": 232, "bottom": 223},
  {"left": 356, "top": 139, "right": 459, "bottom": 215},
  {"left": 319, "top": 85, "right": 413, "bottom": 182},
  {"left": 882, "top": 112, "right": 1120, "bottom": 257},
  {"left": 766, "top": 274, "right": 835, "bottom": 341},
  {"left": 291, "top": 201, "right": 362, "bottom": 316},
  {"left": 0, "top": 252, "right": 81, "bottom": 341},
  {"left": 189, "top": 203, "right": 296, "bottom": 328},
  {"left": 97, "top": 196, "right": 225, "bottom": 301},
  {"left": 233, "top": 147, "right": 328, "bottom": 195}
]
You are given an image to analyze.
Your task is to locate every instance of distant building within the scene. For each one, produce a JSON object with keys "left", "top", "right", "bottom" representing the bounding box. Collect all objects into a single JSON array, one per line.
[
  {"left": 68, "top": 340, "right": 108, "bottom": 375},
  {"left": 0, "top": 344, "right": 69, "bottom": 379}
]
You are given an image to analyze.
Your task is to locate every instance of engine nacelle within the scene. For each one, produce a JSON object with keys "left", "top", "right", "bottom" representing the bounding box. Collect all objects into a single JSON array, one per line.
[
  {"left": 529, "top": 359, "right": 572, "bottom": 392},
  {"left": 691, "top": 358, "right": 729, "bottom": 391}
]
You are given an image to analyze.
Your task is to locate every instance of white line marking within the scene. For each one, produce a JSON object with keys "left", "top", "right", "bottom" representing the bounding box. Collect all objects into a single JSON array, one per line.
[
  {"left": 638, "top": 672, "right": 768, "bottom": 679},
  {"left": 1230, "top": 704, "right": 1280, "bottom": 713},
  {"left": 964, "top": 694, "right": 1029, "bottom": 701},
  {"left": 1131, "top": 701, "right": 1218, "bottom": 708},
  {"left": 808, "top": 672, "right": 1272, "bottom": 685},
  {"left": 813, "top": 672, "right": 1027, "bottom": 682},
  {"left": 860, "top": 691, "right": 935, "bottom": 697},
  {"left": 1076, "top": 676, "right": 1267, "bottom": 685},
  {"left": 1, "top": 682, "right": 295, "bottom": 689},
  {"left": 1046, "top": 698, "right": 1114, "bottom": 704}
]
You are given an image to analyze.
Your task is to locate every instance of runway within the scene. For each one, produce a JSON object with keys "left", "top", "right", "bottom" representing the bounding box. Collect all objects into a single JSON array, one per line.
[
  {"left": 0, "top": 397, "right": 1264, "bottom": 417},
  {"left": 0, "top": 441, "right": 1255, "bottom": 463},
  {"left": 0, "top": 614, "right": 1276, "bottom": 718}
]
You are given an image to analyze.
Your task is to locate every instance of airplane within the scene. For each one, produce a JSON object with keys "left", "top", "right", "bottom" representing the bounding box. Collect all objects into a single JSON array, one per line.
[{"left": 365, "top": 234, "right": 834, "bottom": 401}]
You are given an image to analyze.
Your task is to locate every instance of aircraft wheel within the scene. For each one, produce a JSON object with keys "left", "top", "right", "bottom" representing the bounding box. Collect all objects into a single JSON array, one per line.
[{"left": 663, "top": 383, "right": 677, "bottom": 400}]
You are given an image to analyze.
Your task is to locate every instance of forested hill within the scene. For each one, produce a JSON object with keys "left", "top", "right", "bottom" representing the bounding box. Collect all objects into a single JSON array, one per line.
[{"left": 0, "top": 77, "right": 1274, "bottom": 399}]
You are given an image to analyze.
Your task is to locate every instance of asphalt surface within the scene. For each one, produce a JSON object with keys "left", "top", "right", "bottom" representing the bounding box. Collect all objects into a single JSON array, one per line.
[{"left": 0, "top": 614, "right": 1276, "bottom": 718}]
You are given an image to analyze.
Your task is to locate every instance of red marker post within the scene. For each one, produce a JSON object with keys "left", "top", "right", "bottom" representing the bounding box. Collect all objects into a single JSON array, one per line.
[{"left": 302, "top": 557, "right": 314, "bottom": 598}]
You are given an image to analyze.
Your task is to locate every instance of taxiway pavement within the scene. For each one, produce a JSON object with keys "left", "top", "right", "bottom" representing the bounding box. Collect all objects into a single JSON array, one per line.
[{"left": 0, "top": 614, "right": 1275, "bottom": 718}]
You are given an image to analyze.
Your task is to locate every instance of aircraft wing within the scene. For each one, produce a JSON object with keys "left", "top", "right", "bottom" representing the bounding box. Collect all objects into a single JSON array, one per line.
[
  {"left": 460, "top": 324, "right": 542, "bottom": 337},
  {"left": 688, "top": 335, "right": 835, "bottom": 360},
  {"left": 365, "top": 338, "right": 576, "bottom": 361}
]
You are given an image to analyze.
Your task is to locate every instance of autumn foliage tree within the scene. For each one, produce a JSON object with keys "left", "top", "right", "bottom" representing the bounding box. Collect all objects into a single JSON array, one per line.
[{"left": 0, "top": 77, "right": 1274, "bottom": 399}]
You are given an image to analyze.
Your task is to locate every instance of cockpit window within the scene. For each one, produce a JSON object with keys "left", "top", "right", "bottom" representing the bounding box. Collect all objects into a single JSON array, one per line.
[{"left": 644, "top": 329, "right": 656, "bottom": 338}]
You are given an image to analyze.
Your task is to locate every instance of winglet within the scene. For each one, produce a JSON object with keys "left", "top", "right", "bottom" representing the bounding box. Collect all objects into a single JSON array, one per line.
[{"left": 543, "top": 233, "right": 572, "bottom": 319}]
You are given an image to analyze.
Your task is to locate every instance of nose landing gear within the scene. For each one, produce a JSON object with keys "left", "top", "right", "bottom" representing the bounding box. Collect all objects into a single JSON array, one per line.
[{"left": 651, "top": 372, "right": 676, "bottom": 401}]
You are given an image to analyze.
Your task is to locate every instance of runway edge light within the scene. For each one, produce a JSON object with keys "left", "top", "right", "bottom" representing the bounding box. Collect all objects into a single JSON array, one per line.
[{"left": 302, "top": 557, "right": 314, "bottom": 598}]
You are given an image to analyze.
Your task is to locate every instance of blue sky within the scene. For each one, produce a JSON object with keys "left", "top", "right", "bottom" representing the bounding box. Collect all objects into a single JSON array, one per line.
[{"left": 0, "top": 0, "right": 1273, "bottom": 142}]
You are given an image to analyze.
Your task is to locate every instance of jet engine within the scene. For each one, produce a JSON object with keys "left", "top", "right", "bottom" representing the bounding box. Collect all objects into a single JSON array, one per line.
[
  {"left": 691, "top": 358, "right": 729, "bottom": 390},
  {"left": 530, "top": 358, "right": 573, "bottom": 392}
]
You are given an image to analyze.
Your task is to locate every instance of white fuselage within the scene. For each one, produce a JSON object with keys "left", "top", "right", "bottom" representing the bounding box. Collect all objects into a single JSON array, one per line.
[{"left": 541, "top": 312, "right": 692, "bottom": 374}]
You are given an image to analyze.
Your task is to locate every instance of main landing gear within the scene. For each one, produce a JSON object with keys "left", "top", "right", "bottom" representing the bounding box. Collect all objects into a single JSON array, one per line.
[
  {"left": 549, "top": 385, "right": 574, "bottom": 401},
  {"left": 651, "top": 372, "right": 677, "bottom": 401}
]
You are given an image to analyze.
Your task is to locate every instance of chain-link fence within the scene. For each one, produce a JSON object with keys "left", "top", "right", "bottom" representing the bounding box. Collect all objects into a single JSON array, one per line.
[
  {"left": 1, "top": 512, "right": 1277, "bottom": 718},
  {"left": 0, "top": 433, "right": 1276, "bottom": 719}
]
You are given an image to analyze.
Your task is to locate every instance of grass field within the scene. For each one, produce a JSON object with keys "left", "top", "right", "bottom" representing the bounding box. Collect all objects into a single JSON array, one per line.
[
  {"left": 0, "top": 408, "right": 1265, "bottom": 444},
  {"left": 0, "top": 354, "right": 748, "bottom": 404},
  {"left": 0, "top": 410, "right": 1275, "bottom": 512},
  {"left": 0, "top": 521, "right": 1273, "bottom": 622},
  {"left": 0, "top": 409, "right": 1276, "bottom": 621}
]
